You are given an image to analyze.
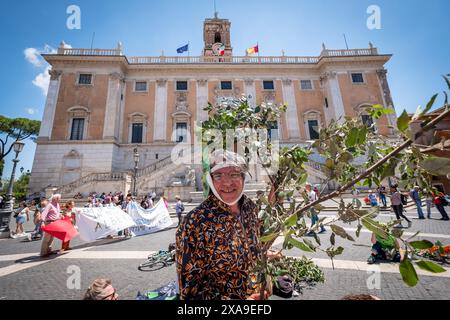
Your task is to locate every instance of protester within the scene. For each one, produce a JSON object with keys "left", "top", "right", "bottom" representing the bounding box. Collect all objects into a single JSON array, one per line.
[
  {"left": 377, "top": 185, "right": 387, "bottom": 207},
  {"left": 424, "top": 189, "right": 433, "bottom": 219},
  {"left": 175, "top": 195, "right": 185, "bottom": 227},
  {"left": 11, "top": 202, "right": 30, "bottom": 238},
  {"left": 367, "top": 228, "right": 401, "bottom": 264},
  {"left": 163, "top": 196, "right": 169, "bottom": 209},
  {"left": 40, "top": 194, "right": 62, "bottom": 257},
  {"left": 390, "top": 185, "right": 412, "bottom": 228},
  {"left": 60, "top": 200, "right": 77, "bottom": 254},
  {"left": 305, "top": 182, "right": 325, "bottom": 235},
  {"left": 351, "top": 187, "right": 360, "bottom": 206},
  {"left": 432, "top": 191, "right": 450, "bottom": 221},
  {"left": 27, "top": 208, "right": 43, "bottom": 241},
  {"left": 83, "top": 279, "right": 118, "bottom": 300},
  {"left": 410, "top": 186, "right": 425, "bottom": 219},
  {"left": 176, "top": 149, "right": 277, "bottom": 300},
  {"left": 367, "top": 190, "right": 378, "bottom": 207}
]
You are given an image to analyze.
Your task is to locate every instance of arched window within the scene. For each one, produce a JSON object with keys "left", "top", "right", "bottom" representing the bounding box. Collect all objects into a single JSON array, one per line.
[
  {"left": 128, "top": 113, "right": 148, "bottom": 144},
  {"left": 67, "top": 106, "right": 90, "bottom": 141},
  {"left": 304, "top": 111, "right": 321, "bottom": 140},
  {"left": 214, "top": 32, "right": 222, "bottom": 43}
]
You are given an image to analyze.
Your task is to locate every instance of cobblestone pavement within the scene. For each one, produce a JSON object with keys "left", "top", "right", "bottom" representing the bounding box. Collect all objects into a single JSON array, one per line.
[{"left": 0, "top": 205, "right": 449, "bottom": 300}]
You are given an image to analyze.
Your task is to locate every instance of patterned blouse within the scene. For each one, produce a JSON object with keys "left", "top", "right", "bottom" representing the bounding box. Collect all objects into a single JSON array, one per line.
[{"left": 176, "top": 193, "right": 261, "bottom": 300}]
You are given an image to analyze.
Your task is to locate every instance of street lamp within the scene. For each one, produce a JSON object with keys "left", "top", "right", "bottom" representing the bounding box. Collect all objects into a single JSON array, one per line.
[
  {"left": 132, "top": 147, "right": 140, "bottom": 197},
  {"left": 0, "top": 141, "right": 25, "bottom": 236}
]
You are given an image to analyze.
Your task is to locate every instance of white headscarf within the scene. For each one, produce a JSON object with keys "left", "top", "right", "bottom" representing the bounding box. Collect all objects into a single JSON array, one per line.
[{"left": 206, "top": 150, "right": 248, "bottom": 206}]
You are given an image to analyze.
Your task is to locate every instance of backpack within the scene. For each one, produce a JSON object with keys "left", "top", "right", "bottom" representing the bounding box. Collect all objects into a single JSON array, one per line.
[
  {"left": 273, "top": 275, "right": 294, "bottom": 298},
  {"left": 179, "top": 203, "right": 185, "bottom": 212},
  {"left": 401, "top": 194, "right": 408, "bottom": 206}
]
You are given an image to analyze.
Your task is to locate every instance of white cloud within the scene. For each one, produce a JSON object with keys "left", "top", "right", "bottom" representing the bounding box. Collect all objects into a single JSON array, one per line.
[
  {"left": 24, "top": 44, "right": 70, "bottom": 96},
  {"left": 26, "top": 108, "right": 38, "bottom": 115},
  {"left": 24, "top": 48, "right": 42, "bottom": 67},
  {"left": 32, "top": 66, "right": 51, "bottom": 96}
]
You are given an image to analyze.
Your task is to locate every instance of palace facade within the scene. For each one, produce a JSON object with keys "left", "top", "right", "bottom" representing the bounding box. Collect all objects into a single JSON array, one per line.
[{"left": 29, "top": 15, "right": 398, "bottom": 199}]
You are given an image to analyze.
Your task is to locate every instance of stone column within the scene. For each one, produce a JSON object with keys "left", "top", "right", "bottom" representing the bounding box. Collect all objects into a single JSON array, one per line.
[
  {"left": 103, "top": 72, "right": 124, "bottom": 140},
  {"left": 282, "top": 79, "right": 301, "bottom": 140},
  {"left": 244, "top": 79, "right": 256, "bottom": 107},
  {"left": 38, "top": 69, "right": 62, "bottom": 140},
  {"left": 377, "top": 68, "right": 397, "bottom": 135},
  {"left": 320, "top": 72, "right": 346, "bottom": 125},
  {"left": 196, "top": 79, "right": 209, "bottom": 123},
  {"left": 154, "top": 79, "right": 168, "bottom": 142}
]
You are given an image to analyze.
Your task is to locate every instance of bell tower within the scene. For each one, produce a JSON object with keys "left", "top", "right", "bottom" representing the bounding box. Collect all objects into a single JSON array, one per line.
[{"left": 202, "top": 14, "right": 232, "bottom": 57}]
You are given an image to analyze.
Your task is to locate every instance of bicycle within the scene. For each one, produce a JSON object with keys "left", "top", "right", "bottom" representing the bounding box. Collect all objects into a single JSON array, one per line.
[{"left": 138, "top": 250, "right": 176, "bottom": 271}]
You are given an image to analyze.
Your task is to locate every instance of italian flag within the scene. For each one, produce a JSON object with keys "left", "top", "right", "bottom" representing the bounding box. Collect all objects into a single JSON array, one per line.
[
  {"left": 246, "top": 45, "right": 259, "bottom": 55},
  {"left": 218, "top": 44, "right": 225, "bottom": 56}
]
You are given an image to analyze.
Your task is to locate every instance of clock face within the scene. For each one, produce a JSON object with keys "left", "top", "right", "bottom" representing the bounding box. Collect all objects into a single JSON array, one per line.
[{"left": 212, "top": 42, "right": 224, "bottom": 56}]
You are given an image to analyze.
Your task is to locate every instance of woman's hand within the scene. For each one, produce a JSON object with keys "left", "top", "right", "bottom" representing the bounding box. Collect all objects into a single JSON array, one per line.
[{"left": 267, "top": 249, "right": 283, "bottom": 261}]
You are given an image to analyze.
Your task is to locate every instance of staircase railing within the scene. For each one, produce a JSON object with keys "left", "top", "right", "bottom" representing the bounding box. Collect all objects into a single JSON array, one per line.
[{"left": 55, "top": 172, "right": 127, "bottom": 195}]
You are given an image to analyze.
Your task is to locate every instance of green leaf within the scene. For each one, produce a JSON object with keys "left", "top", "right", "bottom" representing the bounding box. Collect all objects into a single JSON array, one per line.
[
  {"left": 330, "top": 224, "right": 355, "bottom": 241},
  {"left": 288, "top": 237, "right": 314, "bottom": 252},
  {"left": 423, "top": 94, "right": 438, "bottom": 115},
  {"left": 325, "top": 158, "right": 334, "bottom": 169},
  {"left": 443, "top": 75, "right": 450, "bottom": 90},
  {"left": 357, "top": 126, "right": 368, "bottom": 145},
  {"left": 330, "top": 233, "right": 336, "bottom": 246},
  {"left": 399, "top": 259, "right": 419, "bottom": 287},
  {"left": 409, "top": 240, "right": 434, "bottom": 250},
  {"left": 397, "top": 110, "right": 410, "bottom": 133},
  {"left": 419, "top": 157, "right": 450, "bottom": 176},
  {"left": 284, "top": 214, "right": 298, "bottom": 227},
  {"left": 345, "top": 127, "right": 359, "bottom": 148},
  {"left": 361, "top": 218, "right": 388, "bottom": 240},
  {"left": 260, "top": 232, "right": 280, "bottom": 243},
  {"left": 416, "top": 260, "right": 446, "bottom": 273},
  {"left": 380, "top": 161, "right": 397, "bottom": 181}
]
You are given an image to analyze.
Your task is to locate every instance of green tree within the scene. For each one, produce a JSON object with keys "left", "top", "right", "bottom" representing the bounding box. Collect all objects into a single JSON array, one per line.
[
  {"left": 1, "top": 172, "right": 31, "bottom": 201},
  {"left": 200, "top": 75, "right": 450, "bottom": 298},
  {"left": 0, "top": 116, "right": 41, "bottom": 179}
]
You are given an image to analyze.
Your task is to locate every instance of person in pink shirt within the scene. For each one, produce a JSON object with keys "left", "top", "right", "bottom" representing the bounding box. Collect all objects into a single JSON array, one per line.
[{"left": 40, "top": 194, "right": 62, "bottom": 257}]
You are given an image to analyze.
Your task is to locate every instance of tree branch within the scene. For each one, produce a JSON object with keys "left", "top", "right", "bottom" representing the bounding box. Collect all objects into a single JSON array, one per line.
[{"left": 294, "top": 105, "right": 450, "bottom": 217}]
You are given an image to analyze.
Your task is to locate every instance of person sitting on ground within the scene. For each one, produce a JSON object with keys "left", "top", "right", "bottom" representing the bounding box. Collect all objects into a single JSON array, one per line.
[
  {"left": 83, "top": 279, "right": 118, "bottom": 300},
  {"left": 368, "top": 190, "right": 378, "bottom": 207},
  {"left": 367, "top": 227, "right": 401, "bottom": 264}
]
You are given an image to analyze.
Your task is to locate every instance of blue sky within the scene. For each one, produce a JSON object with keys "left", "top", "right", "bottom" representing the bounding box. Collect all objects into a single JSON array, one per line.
[{"left": 1, "top": 0, "right": 449, "bottom": 181}]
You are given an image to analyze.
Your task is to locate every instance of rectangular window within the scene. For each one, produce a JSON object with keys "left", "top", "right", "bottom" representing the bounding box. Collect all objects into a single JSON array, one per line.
[
  {"left": 70, "top": 118, "right": 85, "bottom": 141},
  {"left": 131, "top": 123, "right": 143, "bottom": 143},
  {"left": 263, "top": 80, "right": 274, "bottom": 90},
  {"left": 135, "top": 81, "right": 147, "bottom": 92},
  {"left": 267, "top": 121, "right": 278, "bottom": 141},
  {"left": 221, "top": 81, "right": 233, "bottom": 90},
  {"left": 300, "top": 80, "right": 313, "bottom": 90},
  {"left": 176, "top": 123, "right": 188, "bottom": 143},
  {"left": 308, "top": 120, "right": 320, "bottom": 140},
  {"left": 78, "top": 74, "right": 93, "bottom": 85},
  {"left": 325, "top": 98, "right": 329, "bottom": 108},
  {"left": 361, "top": 115, "right": 374, "bottom": 129},
  {"left": 351, "top": 73, "right": 364, "bottom": 84},
  {"left": 176, "top": 81, "right": 188, "bottom": 91}
]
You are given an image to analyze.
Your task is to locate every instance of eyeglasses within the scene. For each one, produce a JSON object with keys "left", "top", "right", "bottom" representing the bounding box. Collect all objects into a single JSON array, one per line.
[{"left": 211, "top": 172, "right": 243, "bottom": 182}]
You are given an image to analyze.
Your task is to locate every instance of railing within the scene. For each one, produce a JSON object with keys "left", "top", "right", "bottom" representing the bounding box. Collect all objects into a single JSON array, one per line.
[
  {"left": 136, "top": 154, "right": 176, "bottom": 178},
  {"left": 127, "top": 55, "right": 320, "bottom": 64},
  {"left": 55, "top": 46, "right": 379, "bottom": 64},
  {"left": 58, "top": 48, "right": 122, "bottom": 56},
  {"left": 55, "top": 172, "right": 127, "bottom": 195}
]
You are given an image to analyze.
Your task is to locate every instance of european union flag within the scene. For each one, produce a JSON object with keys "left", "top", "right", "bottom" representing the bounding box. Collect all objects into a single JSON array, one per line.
[{"left": 177, "top": 44, "right": 189, "bottom": 54}]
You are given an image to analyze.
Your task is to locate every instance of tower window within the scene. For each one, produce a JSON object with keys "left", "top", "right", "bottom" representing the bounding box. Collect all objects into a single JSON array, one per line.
[
  {"left": 131, "top": 123, "right": 143, "bottom": 144},
  {"left": 135, "top": 81, "right": 147, "bottom": 92},
  {"left": 307, "top": 120, "right": 320, "bottom": 140},
  {"left": 215, "top": 32, "right": 222, "bottom": 43},
  {"left": 78, "top": 74, "right": 92, "bottom": 85},
  {"left": 300, "top": 80, "right": 313, "bottom": 90}
]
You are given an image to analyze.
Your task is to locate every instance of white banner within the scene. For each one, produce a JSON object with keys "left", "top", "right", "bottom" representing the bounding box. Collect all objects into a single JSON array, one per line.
[
  {"left": 76, "top": 205, "right": 136, "bottom": 242},
  {"left": 126, "top": 199, "right": 174, "bottom": 237}
]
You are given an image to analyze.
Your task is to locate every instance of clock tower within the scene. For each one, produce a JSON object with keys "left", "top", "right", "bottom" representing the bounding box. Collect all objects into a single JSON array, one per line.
[{"left": 202, "top": 14, "right": 232, "bottom": 57}]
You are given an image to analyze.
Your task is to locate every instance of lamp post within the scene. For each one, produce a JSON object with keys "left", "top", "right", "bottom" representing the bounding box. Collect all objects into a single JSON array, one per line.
[
  {"left": 0, "top": 141, "right": 25, "bottom": 236},
  {"left": 132, "top": 147, "right": 140, "bottom": 197}
]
